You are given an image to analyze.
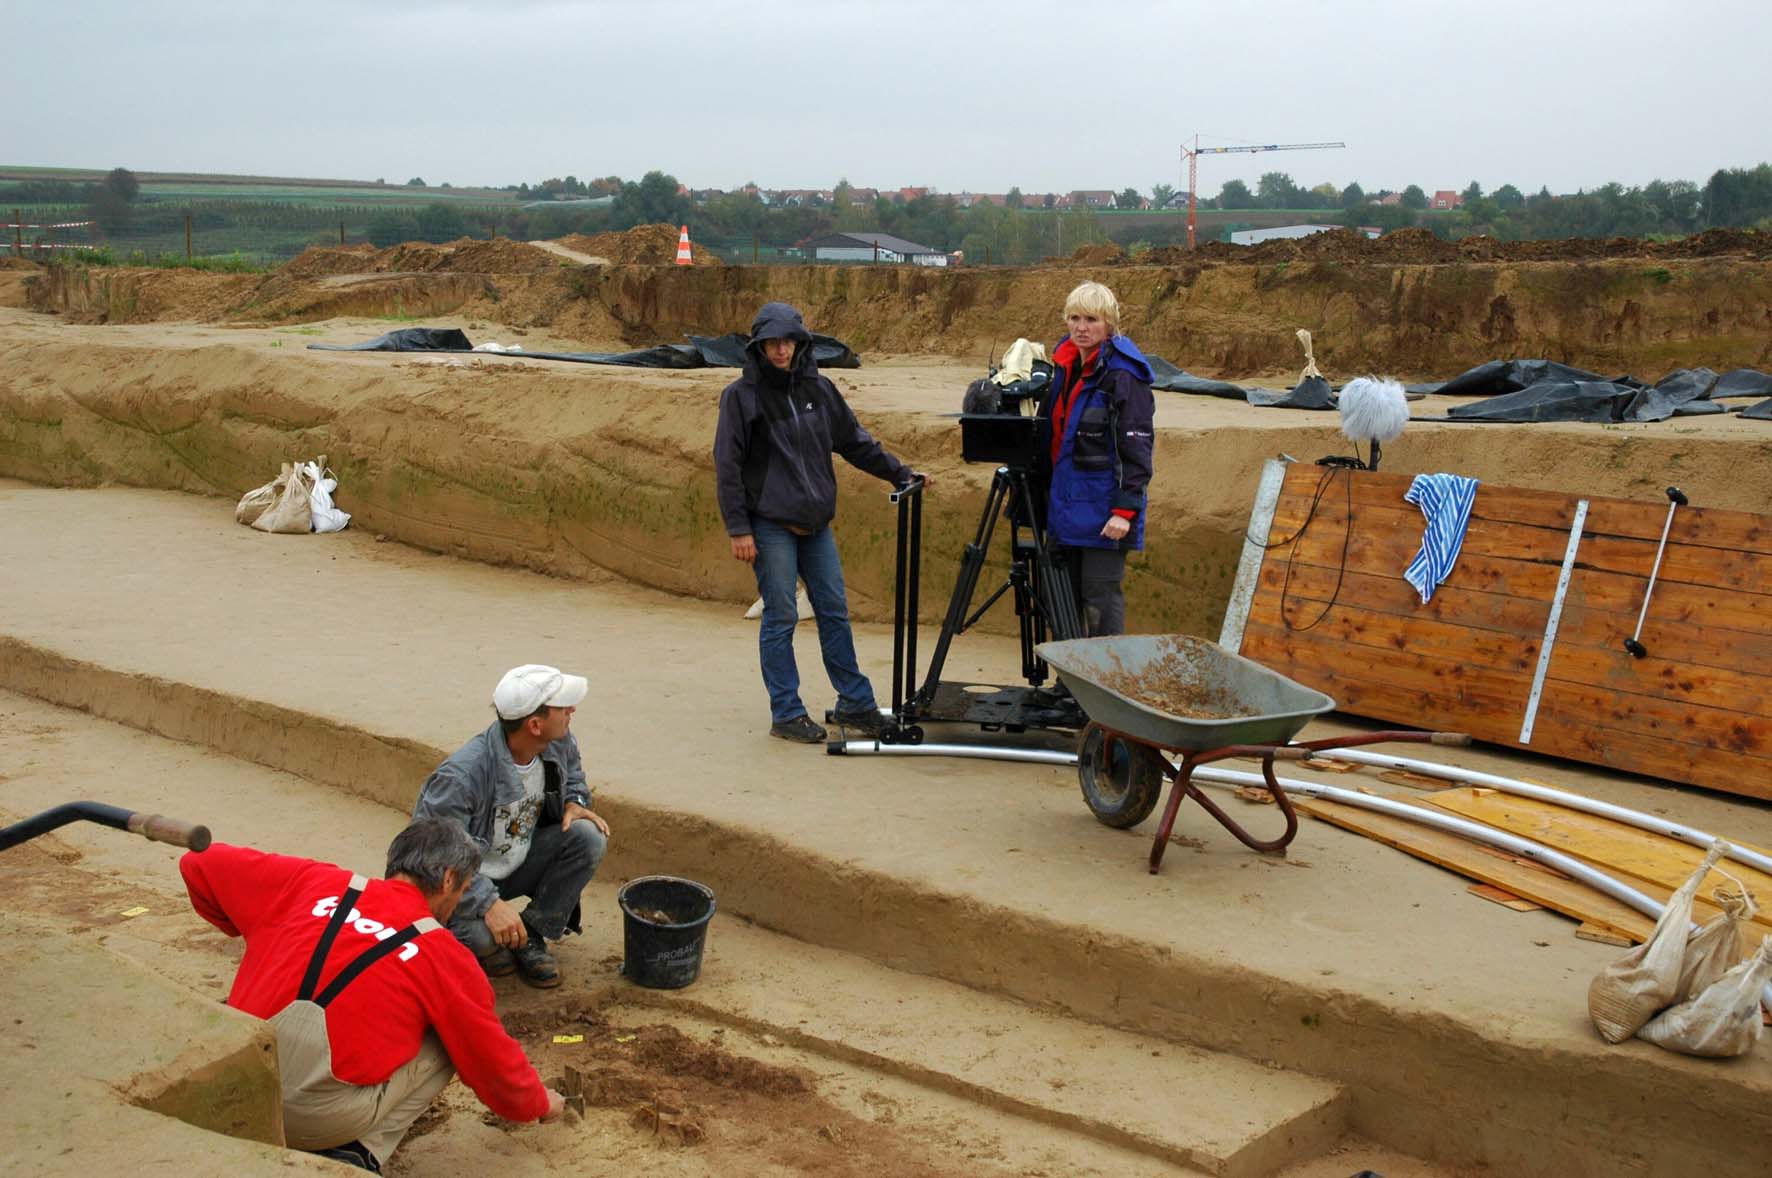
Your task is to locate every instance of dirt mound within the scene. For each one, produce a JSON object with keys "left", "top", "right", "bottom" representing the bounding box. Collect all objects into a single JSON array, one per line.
[
  {"left": 1138, "top": 227, "right": 1772, "bottom": 268},
  {"left": 556, "top": 224, "right": 723, "bottom": 266},
  {"left": 1656, "top": 227, "right": 1772, "bottom": 258},
  {"left": 0, "top": 256, "right": 41, "bottom": 271},
  {"left": 277, "top": 237, "right": 559, "bottom": 279},
  {"left": 277, "top": 244, "right": 381, "bottom": 278},
  {"left": 1068, "top": 241, "right": 1128, "bottom": 266}
]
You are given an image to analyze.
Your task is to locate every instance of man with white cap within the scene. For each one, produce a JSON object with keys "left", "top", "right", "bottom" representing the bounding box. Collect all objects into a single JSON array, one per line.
[{"left": 413, "top": 664, "right": 609, "bottom": 988}]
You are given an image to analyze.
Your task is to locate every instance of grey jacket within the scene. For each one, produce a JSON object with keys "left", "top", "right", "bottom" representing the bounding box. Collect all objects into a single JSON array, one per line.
[{"left": 413, "top": 719, "right": 591, "bottom": 921}]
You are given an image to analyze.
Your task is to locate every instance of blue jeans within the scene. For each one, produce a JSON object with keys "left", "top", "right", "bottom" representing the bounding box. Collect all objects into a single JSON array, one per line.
[{"left": 751, "top": 518, "right": 877, "bottom": 724}]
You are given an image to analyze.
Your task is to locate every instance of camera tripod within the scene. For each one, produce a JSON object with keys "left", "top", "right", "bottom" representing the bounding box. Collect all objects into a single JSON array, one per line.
[{"left": 828, "top": 468, "right": 1088, "bottom": 756}]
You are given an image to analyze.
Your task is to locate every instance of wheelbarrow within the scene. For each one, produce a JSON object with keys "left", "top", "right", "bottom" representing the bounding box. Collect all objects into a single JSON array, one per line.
[
  {"left": 1038, "top": 635, "right": 1467, "bottom": 874},
  {"left": 0, "top": 802, "right": 211, "bottom": 854}
]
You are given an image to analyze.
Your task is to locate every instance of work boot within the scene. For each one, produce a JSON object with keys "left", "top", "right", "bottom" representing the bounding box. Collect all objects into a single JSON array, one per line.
[
  {"left": 476, "top": 946, "right": 516, "bottom": 978},
  {"left": 832, "top": 708, "right": 890, "bottom": 737},
  {"left": 307, "top": 1141, "right": 380, "bottom": 1172},
  {"left": 770, "top": 715, "right": 827, "bottom": 743},
  {"left": 511, "top": 936, "right": 561, "bottom": 989}
]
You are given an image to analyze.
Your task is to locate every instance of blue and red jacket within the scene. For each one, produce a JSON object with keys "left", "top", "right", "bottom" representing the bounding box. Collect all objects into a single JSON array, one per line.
[{"left": 1036, "top": 333, "right": 1156, "bottom": 550}]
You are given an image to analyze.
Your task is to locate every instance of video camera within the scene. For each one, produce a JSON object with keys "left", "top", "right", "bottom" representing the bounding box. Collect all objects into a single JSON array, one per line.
[{"left": 960, "top": 359, "right": 1052, "bottom": 470}]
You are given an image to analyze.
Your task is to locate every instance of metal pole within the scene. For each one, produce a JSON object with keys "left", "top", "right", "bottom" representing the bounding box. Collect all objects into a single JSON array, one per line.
[
  {"left": 340, "top": 220, "right": 346, "bottom": 245},
  {"left": 184, "top": 212, "right": 193, "bottom": 261},
  {"left": 13, "top": 209, "right": 21, "bottom": 257}
]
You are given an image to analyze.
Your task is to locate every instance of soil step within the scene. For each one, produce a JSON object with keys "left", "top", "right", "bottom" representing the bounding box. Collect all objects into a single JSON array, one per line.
[{"left": 630, "top": 918, "right": 1345, "bottom": 1178}]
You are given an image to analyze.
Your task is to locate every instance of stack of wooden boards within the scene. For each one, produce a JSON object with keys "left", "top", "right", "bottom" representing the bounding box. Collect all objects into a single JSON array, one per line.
[
  {"left": 1299, "top": 784, "right": 1772, "bottom": 946},
  {"left": 1222, "top": 460, "right": 1772, "bottom": 801}
]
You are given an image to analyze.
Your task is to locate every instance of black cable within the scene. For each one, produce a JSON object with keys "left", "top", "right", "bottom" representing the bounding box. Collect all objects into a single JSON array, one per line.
[{"left": 1277, "top": 464, "right": 1355, "bottom": 633}]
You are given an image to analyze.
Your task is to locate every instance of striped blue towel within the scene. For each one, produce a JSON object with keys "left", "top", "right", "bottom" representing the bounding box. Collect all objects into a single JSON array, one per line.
[{"left": 1403, "top": 474, "right": 1479, "bottom": 603}]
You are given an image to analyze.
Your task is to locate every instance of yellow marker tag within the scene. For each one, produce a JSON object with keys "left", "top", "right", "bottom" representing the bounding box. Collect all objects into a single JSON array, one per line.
[
  {"left": 120, "top": 907, "right": 150, "bottom": 918},
  {"left": 552, "top": 1034, "right": 585, "bottom": 1045},
  {"left": 614, "top": 1033, "right": 637, "bottom": 1043}
]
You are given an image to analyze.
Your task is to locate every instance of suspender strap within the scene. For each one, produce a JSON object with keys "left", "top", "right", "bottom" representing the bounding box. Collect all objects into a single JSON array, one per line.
[
  {"left": 313, "top": 918, "right": 440, "bottom": 1008},
  {"left": 298, "top": 873, "right": 369, "bottom": 1003}
]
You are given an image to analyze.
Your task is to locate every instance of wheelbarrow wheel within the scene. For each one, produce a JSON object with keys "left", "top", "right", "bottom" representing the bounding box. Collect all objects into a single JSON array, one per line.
[{"left": 1078, "top": 723, "right": 1166, "bottom": 829}]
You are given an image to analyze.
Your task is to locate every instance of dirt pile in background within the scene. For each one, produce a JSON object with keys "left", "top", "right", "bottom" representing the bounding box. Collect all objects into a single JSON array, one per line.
[
  {"left": 1146, "top": 226, "right": 1772, "bottom": 267},
  {"left": 555, "top": 224, "right": 724, "bottom": 266},
  {"left": 281, "top": 236, "right": 560, "bottom": 276}
]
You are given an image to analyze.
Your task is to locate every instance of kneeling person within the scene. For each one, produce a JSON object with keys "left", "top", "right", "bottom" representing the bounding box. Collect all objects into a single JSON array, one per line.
[
  {"left": 415, "top": 663, "right": 610, "bottom": 987},
  {"left": 181, "top": 818, "right": 563, "bottom": 1172}
]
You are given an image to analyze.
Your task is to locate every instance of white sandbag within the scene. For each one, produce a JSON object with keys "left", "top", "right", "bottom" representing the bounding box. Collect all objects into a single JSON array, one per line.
[
  {"left": 251, "top": 460, "right": 316, "bottom": 534},
  {"left": 1675, "top": 880, "right": 1756, "bottom": 1004},
  {"left": 744, "top": 587, "right": 813, "bottom": 621},
  {"left": 300, "top": 456, "right": 351, "bottom": 534},
  {"left": 1638, "top": 937, "right": 1772, "bottom": 1058},
  {"left": 235, "top": 463, "right": 290, "bottom": 526},
  {"left": 1588, "top": 842, "right": 1726, "bottom": 1043}
]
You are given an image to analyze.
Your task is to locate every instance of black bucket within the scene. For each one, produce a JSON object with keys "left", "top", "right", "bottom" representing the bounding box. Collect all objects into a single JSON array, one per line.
[{"left": 617, "top": 875, "right": 717, "bottom": 989}]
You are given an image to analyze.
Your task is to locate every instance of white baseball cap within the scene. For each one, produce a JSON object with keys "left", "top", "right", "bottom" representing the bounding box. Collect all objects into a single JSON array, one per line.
[{"left": 492, "top": 664, "right": 588, "bottom": 720}]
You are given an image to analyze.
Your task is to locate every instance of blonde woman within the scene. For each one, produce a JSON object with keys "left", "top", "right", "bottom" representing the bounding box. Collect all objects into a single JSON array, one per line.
[{"left": 1034, "top": 282, "right": 1156, "bottom": 636}]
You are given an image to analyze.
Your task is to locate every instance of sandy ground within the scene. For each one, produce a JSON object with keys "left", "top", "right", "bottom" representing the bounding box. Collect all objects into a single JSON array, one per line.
[{"left": 2, "top": 482, "right": 1770, "bottom": 1175}]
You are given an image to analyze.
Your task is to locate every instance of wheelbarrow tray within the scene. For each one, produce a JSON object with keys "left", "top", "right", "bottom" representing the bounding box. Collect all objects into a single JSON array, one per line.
[{"left": 1037, "top": 635, "right": 1335, "bottom": 751}]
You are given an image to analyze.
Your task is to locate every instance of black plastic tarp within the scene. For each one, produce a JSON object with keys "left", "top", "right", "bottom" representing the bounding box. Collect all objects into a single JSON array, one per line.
[
  {"left": 1745, "top": 399, "right": 1772, "bottom": 420},
  {"left": 1714, "top": 369, "right": 1772, "bottom": 400},
  {"left": 1145, "top": 355, "right": 1248, "bottom": 399},
  {"left": 1434, "top": 358, "right": 1624, "bottom": 397},
  {"left": 1248, "top": 375, "right": 1337, "bottom": 410},
  {"left": 309, "top": 327, "right": 861, "bottom": 369},
  {"left": 1444, "top": 365, "right": 1768, "bottom": 423}
]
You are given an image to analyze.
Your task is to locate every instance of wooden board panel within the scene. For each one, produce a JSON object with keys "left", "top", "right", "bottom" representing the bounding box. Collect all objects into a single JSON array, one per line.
[
  {"left": 1296, "top": 796, "right": 1657, "bottom": 943},
  {"left": 1425, "top": 788, "right": 1772, "bottom": 932},
  {"left": 1237, "top": 462, "right": 1772, "bottom": 799}
]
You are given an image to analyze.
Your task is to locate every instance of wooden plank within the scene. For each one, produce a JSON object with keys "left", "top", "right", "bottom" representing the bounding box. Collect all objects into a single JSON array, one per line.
[
  {"left": 1425, "top": 788, "right": 1772, "bottom": 931},
  {"left": 1575, "top": 922, "right": 1634, "bottom": 947},
  {"left": 1274, "top": 466, "right": 1772, "bottom": 558},
  {"left": 1241, "top": 621, "right": 1772, "bottom": 799},
  {"left": 1469, "top": 883, "right": 1543, "bottom": 911},
  {"left": 1248, "top": 470, "right": 1772, "bottom": 799},
  {"left": 1257, "top": 561, "right": 1772, "bottom": 676},
  {"left": 1296, "top": 796, "right": 1657, "bottom": 943}
]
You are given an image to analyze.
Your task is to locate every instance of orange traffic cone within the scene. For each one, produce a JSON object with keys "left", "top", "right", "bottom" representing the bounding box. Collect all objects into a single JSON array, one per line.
[{"left": 674, "top": 225, "right": 692, "bottom": 266}]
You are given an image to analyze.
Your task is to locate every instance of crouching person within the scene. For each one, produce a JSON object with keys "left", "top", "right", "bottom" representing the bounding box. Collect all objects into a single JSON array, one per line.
[
  {"left": 180, "top": 818, "right": 564, "bottom": 1172},
  {"left": 415, "top": 663, "right": 610, "bottom": 987}
]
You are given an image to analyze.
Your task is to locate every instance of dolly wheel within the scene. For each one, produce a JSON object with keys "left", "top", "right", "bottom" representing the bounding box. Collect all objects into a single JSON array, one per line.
[{"left": 1078, "top": 723, "right": 1166, "bottom": 829}]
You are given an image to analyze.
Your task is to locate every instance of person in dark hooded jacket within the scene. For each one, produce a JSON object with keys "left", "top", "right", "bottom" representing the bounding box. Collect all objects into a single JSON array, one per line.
[
  {"left": 714, "top": 302, "right": 929, "bottom": 743},
  {"left": 1034, "top": 281, "right": 1155, "bottom": 637}
]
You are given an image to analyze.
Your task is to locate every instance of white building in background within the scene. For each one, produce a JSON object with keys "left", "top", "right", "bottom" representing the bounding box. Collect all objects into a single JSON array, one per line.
[
  {"left": 803, "top": 231, "right": 950, "bottom": 266},
  {"left": 1229, "top": 223, "right": 1380, "bottom": 245}
]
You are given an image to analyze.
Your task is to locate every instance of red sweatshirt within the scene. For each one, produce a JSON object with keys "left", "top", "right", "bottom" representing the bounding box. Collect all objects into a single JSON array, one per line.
[{"left": 181, "top": 843, "right": 549, "bottom": 1122}]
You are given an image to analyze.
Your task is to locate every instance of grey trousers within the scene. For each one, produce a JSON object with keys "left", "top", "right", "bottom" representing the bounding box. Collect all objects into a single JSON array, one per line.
[
  {"left": 448, "top": 817, "right": 606, "bottom": 955},
  {"left": 1056, "top": 545, "right": 1129, "bottom": 637}
]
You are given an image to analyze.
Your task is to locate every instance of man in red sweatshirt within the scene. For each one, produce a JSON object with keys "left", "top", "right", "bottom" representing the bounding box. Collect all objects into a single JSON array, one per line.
[{"left": 181, "top": 818, "right": 562, "bottom": 1172}]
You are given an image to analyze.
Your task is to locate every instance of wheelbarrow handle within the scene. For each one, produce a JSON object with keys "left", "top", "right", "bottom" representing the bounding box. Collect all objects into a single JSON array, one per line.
[
  {"left": 1430, "top": 732, "right": 1472, "bottom": 746},
  {"left": 128, "top": 812, "right": 213, "bottom": 852}
]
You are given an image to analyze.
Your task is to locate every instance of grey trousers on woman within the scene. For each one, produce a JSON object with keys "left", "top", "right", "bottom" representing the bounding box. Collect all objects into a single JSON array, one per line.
[{"left": 1056, "top": 546, "right": 1129, "bottom": 637}]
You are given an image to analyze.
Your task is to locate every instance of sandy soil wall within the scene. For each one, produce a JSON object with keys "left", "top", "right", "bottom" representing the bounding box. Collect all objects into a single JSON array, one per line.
[
  {"left": 6, "top": 325, "right": 1772, "bottom": 638},
  {"left": 21, "top": 255, "right": 1772, "bottom": 380}
]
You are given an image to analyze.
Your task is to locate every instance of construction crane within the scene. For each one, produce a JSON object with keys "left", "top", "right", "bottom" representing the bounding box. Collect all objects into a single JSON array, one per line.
[{"left": 1180, "top": 136, "right": 1345, "bottom": 248}]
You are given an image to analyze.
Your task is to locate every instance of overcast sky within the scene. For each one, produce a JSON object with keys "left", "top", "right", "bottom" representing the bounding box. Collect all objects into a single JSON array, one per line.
[{"left": 8, "top": 1, "right": 1767, "bottom": 198}]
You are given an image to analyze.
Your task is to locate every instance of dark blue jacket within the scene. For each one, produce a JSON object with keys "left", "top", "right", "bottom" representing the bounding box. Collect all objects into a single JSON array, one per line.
[
  {"left": 1037, "top": 334, "right": 1156, "bottom": 550},
  {"left": 713, "top": 302, "right": 910, "bottom": 534}
]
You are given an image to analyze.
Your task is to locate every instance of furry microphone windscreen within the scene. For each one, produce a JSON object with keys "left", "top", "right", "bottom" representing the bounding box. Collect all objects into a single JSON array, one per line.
[{"left": 1337, "top": 376, "right": 1409, "bottom": 443}]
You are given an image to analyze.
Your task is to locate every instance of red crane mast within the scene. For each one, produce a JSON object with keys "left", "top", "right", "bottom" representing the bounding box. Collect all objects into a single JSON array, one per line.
[{"left": 1182, "top": 136, "right": 1346, "bottom": 248}]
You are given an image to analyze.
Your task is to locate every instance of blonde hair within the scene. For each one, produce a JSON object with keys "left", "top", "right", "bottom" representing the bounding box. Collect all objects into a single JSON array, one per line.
[{"left": 1063, "top": 281, "right": 1120, "bottom": 331}]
